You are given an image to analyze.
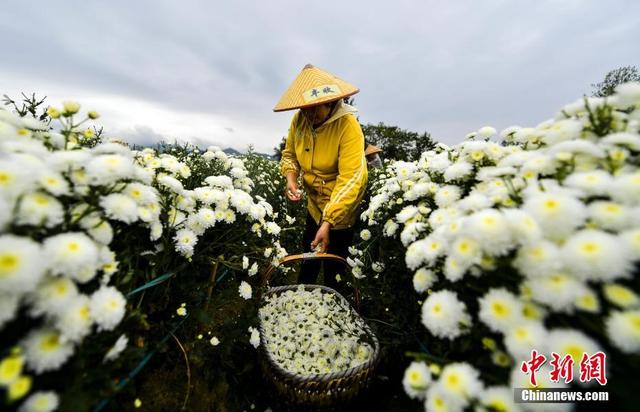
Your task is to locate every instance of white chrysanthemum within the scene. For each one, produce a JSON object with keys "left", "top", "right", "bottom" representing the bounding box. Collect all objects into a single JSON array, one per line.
[
  {"left": 383, "top": 219, "right": 399, "bottom": 237},
  {"left": 78, "top": 214, "right": 113, "bottom": 245},
  {"left": 402, "top": 361, "right": 432, "bottom": 399},
  {"left": 547, "top": 329, "right": 602, "bottom": 382},
  {"left": 602, "top": 284, "right": 639, "bottom": 308},
  {"left": 614, "top": 81, "right": 640, "bottom": 108},
  {"left": 157, "top": 174, "right": 184, "bottom": 194},
  {"left": 173, "top": 228, "right": 198, "bottom": 258},
  {"left": 443, "top": 161, "right": 473, "bottom": 182},
  {"left": 17, "top": 391, "right": 60, "bottom": 412},
  {"left": 563, "top": 170, "right": 613, "bottom": 198},
  {"left": 37, "top": 171, "right": 70, "bottom": 197},
  {"left": 587, "top": 201, "right": 632, "bottom": 231},
  {"left": 463, "top": 209, "right": 513, "bottom": 256},
  {"left": 16, "top": 192, "right": 64, "bottom": 228},
  {"left": 196, "top": 207, "right": 217, "bottom": 229},
  {"left": 405, "top": 235, "right": 446, "bottom": 270},
  {"left": 443, "top": 255, "right": 471, "bottom": 283},
  {"left": 413, "top": 268, "right": 437, "bottom": 293},
  {"left": 434, "top": 185, "right": 461, "bottom": 208},
  {"left": 104, "top": 334, "right": 129, "bottom": 362},
  {"left": 0, "top": 235, "right": 46, "bottom": 293},
  {"left": 249, "top": 326, "right": 260, "bottom": 348},
  {"left": 478, "top": 288, "right": 524, "bottom": 333},
  {"left": 239, "top": 281, "right": 252, "bottom": 300},
  {"left": 421, "top": 290, "right": 470, "bottom": 340},
  {"left": 205, "top": 175, "right": 233, "bottom": 189},
  {"left": 85, "top": 154, "right": 134, "bottom": 185},
  {"left": 478, "top": 126, "right": 497, "bottom": 138},
  {"left": 28, "top": 276, "right": 78, "bottom": 318},
  {"left": 424, "top": 383, "right": 465, "bottom": 412},
  {"left": 478, "top": 386, "right": 518, "bottom": 412},
  {"left": 124, "top": 182, "right": 158, "bottom": 205},
  {"left": 360, "top": 229, "right": 372, "bottom": 241},
  {"left": 521, "top": 153, "right": 557, "bottom": 175},
  {"left": 522, "top": 191, "right": 586, "bottom": 241},
  {"left": 621, "top": 228, "right": 640, "bottom": 260},
  {"left": 503, "top": 209, "right": 542, "bottom": 245},
  {"left": 23, "top": 328, "right": 74, "bottom": 374},
  {"left": 43, "top": 232, "right": 99, "bottom": 281},
  {"left": 90, "top": 286, "right": 126, "bottom": 331},
  {"left": 561, "top": 229, "right": 632, "bottom": 281},
  {"left": 609, "top": 171, "right": 640, "bottom": 205},
  {"left": 438, "top": 362, "right": 483, "bottom": 403},
  {"left": 396, "top": 206, "right": 420, "bottom": 224},
  {"left": 540, "top": 118, "right": 583, "bottom": 145},
  {"left": 55, "top": 294, "right": 92, "bottom": 343},
  {"left": 229, "top": 189, "right": 253, "bottom": 214},
  {"left": 513, "top": 240, "right": 562, "bottom": 278},
  {"left": 100, "top": 193, "right": 139, "bottom": 224},
  {"left": 606, "top": 310, "right": 640, "bottom": 354},
  {"left": 528, "top": 273, "right": 584, "bottom": 312},
  {"left": 0, "top": 292, "right": 20, "bottom": 328},
  {"left": 504, "top": 321, "right": 548, "bottom": 362}
]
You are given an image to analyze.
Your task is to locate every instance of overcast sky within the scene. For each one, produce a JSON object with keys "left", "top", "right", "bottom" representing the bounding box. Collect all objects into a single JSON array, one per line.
[{"left": 1, "top": 0, "right": 638, "bottom": 153}]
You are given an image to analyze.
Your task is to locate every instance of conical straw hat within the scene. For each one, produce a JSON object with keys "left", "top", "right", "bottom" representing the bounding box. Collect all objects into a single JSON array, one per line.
[
  {"left": 273, "top": 64, "right": 359, "bottom": 112},
  {"left": 365, "top": 144, "right": 382, "bottom": 156}
]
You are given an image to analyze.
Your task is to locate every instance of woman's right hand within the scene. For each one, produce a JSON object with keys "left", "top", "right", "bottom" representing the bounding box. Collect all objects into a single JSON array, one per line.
[{"left": 285, "top": 180, "right": 302, "bottom": 202}]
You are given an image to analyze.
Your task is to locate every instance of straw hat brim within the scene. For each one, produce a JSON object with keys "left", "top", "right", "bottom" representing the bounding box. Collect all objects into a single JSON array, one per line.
[
  {"left": 274, "top": 64, "right": 359, "bottom": 112},
  {"left": 365, "top": 145, "right": 382, "bottom": 156}
]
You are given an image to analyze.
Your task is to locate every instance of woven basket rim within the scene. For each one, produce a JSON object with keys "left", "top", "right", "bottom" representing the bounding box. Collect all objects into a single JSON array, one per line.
[{"left": 258, "top": 284, "right": 381, "bottom": 384}]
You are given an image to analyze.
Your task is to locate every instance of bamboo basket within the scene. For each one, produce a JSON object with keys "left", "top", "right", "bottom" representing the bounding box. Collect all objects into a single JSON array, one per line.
[{"left": 259, "top": 253, "right": 380, "bottom": 411}]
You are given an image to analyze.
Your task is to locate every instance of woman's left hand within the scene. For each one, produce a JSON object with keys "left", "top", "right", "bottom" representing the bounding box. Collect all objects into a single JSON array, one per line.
[{"left": 310, "top": 221, "right": 331, "bottom": 253}]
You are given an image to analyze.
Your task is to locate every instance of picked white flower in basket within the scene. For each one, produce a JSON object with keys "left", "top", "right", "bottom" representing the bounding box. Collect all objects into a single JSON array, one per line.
[{"left": 259, "top": 253, "right": 380, "bottom": 410}]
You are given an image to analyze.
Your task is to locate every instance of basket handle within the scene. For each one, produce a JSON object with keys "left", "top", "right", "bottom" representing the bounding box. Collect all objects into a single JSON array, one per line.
[
  {"left": 261, "top": 253, "right": 361, "bottom": 311},
  {"left": 262, "top": 253, "right": 348, "bottom": 285}
]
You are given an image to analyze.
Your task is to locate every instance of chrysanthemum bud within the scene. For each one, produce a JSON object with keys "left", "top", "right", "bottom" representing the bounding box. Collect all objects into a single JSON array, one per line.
[
  {"left": 88, "top": 110, "right": 100, "bottom": 119},
  {"left": 62, "top": 101, "right": 80, "bottom": 116},
  {"left": 47, "top": 107, "right": 61, "bottom": 119}
]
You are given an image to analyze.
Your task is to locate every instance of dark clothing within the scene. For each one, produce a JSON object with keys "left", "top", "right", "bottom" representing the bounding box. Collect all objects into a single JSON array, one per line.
[{"left": 298, "top": 213, "right": 354, "bottom": 289}]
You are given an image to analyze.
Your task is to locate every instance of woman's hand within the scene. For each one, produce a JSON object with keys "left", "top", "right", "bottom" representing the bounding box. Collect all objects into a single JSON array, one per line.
[
  {"left": 285, "top": 173, "right": 302, "bottom": 202},
  {"left": 310, "top": 221, "right": 331, "bottom": 253}
]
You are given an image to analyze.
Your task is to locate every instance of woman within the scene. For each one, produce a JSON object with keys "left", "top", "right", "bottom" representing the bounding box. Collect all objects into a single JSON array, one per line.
[
  {"left": 365, "top": 143, "right": 383, "bottom": 169},
  {"left": 274, "top": 64, "right": 368, "bottom": 287}
]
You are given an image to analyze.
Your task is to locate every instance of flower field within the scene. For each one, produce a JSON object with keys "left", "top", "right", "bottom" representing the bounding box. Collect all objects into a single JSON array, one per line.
[{"left": 1, "top": 83, "right": 639, "bottom": 412}]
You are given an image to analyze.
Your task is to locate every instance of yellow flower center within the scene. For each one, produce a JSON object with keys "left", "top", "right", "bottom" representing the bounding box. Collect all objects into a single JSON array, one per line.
[
  {"left": 0, "top": 172, "right": 11, "bottom": 184},
  {"left": 447, "top": 373, "right": 459, "bottom": 387},
  {"left": 580, "top": 242, "right": 600, "bottom": 254},
  {"left": 17, "top": 128, "right": 29, "bottom": 136},
  {"left": 34, "top": 194, "right": 50, "bottom": 206},
  {"left": 79, "top": 306, "right": 90, "bottom": 320},
  {"left": 40, "top": 335, "right": 60, "bottom": 352},
  {"left": 432, "top": 304, "right": 442, "bottom": 314},
  {"left": 604, "top": 204, "right": 621, "bottom": 213},
  {"left": 67, "top": 242, "right": 80, "bottom": 252},
  {"left": 564, "top": 345, "right": 584, "bottom": 362},
  {"left": 515, "top": 327, "right": 529, "bottom": 340},
  {"left": 0, "top": 254, "right": 19, "bottom": 275},
  {"left": 55, "top": 282, "right": 68, "bottom": 295},
  {"left": 492, "top": 302, "right": 509, "bottom": 317},
  {"left": 108, "top": 299, "right": 119, "bottom": 310},
  {"left": 544, "top": 199, "right": 558, "bottom": 210}
]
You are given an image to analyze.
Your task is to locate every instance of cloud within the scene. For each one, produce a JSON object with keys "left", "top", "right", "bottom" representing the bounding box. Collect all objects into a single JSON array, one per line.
[{"left": 1, "top": 0, "right": 638, "bottom": 149}]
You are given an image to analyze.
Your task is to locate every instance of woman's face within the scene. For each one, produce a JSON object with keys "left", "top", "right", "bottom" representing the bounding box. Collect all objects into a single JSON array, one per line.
[{"left": 301, "top": 102, "right": 332, "bottom": 126}]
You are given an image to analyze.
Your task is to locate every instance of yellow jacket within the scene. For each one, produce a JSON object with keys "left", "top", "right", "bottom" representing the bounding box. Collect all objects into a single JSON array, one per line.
[{"left": 280, "top": 101, "right": 368, "bottom": 229}]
